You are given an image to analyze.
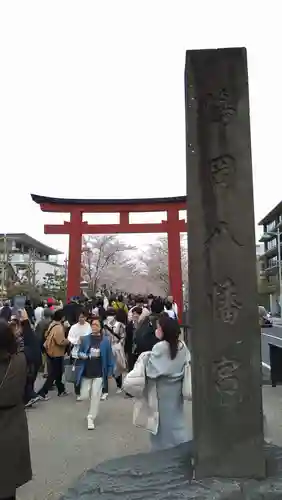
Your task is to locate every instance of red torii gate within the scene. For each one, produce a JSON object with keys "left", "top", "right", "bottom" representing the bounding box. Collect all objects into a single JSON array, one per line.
[{"left": 31, "top": 194, "right": 187, "bottom": 315}]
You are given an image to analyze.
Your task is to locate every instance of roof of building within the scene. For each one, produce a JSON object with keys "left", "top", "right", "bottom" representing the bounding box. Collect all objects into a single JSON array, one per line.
[
  {"left": 0, "top": 233, "right": 62, "bottom": 255},
  {"left": 259, "top": 200, "right": 282, "bottom": 225},
  {"left": 31, "top": 193, "right": 187, "bottom": 206}
]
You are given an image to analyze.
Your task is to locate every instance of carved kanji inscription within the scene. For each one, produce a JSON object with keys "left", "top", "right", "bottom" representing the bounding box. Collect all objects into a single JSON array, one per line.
[
  {"left": 213, "top": 356, "right": 241, "bottom": 407},
  {"left": 213, "top": 278, "right": 242, "bottom": 324},
  {"left": 210, "top": 154, "right": 235, "bottom": 188},
  {"left": 204, "top": 88, "right": 236, "bottom": 125}
]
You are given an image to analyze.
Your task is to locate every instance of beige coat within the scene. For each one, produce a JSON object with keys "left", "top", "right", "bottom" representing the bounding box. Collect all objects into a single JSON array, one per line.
[
  {"left": 0, "top": 352, "right": 32, "bottom": 498},
  {"left": 44, "top": 321, "right": 69, "bottom": 357}
]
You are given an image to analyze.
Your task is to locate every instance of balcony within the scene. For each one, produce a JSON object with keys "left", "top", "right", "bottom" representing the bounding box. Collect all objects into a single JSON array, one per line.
[
  {"left": 263, "top": 262, "right": 278, "bottom": 277},
  {"left": 5, "top": 253, "right": 59, "bottom": 265},
  {"left": 263, "top": 246, "right": 278, "bottom": 258}
]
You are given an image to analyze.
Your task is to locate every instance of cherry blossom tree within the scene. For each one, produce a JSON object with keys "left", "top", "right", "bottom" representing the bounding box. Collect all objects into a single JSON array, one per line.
[
  {"left": 141, "top": 235, "right": 188, "bottom": 297},
  {"left": 81, "top": 235, "right": 138, "bottom": 293}
]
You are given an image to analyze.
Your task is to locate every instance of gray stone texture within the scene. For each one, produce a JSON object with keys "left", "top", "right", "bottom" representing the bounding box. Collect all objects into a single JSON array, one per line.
[
  {"left": 60, "top": 443, "right": 282, "bottom": 500},
  {"left": 16, "top": 384, "right": 282, "bottom": 499},
  {"left": 185, "top": 48, "right": 265, "bottom": 478}
]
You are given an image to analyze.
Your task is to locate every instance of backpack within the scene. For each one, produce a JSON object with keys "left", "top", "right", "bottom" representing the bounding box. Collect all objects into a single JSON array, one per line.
[
  {"left": 134, "top": 316, "right": 158, "bottom": 355},
  {"left": 42, "top": 324, "right": 56, "bottom": 355}
]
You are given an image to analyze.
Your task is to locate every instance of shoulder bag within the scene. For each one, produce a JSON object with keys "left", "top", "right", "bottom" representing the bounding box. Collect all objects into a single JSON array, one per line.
[{"left": 180, "top": 341, "right": 192, "bottom": 401}]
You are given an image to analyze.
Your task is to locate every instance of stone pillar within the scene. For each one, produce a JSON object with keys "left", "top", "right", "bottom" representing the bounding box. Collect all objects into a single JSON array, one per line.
[
  {"left": 185, "top": 48, "right": 265, "bottom": 478},
  {"left": 167, "top": 207, "right": 183, "bottom": 318}
]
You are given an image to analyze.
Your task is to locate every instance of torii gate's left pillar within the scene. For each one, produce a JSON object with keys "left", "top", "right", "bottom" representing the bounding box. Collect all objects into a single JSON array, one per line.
[{"left": 67, "top": 209, "right": 83, "bottom": 299}]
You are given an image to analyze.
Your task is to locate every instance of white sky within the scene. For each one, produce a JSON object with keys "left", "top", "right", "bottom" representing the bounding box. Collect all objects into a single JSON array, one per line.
[{"left": 0, "top": 1, "right": 281, "bottom": 257}]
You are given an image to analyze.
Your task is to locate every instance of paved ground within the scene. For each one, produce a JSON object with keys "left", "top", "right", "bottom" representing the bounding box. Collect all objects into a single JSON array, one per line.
[
  {"left": 17, "top": 375, "right": 282, "bottom": 500},
  {"left": 18, "top": 379, "right": 152, "bottom": 500}
]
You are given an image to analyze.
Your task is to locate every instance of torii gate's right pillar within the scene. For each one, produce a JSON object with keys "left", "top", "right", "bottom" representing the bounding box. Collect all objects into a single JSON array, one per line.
[{"left": 185, "top": 47, "right": 265, "bottom": 478}]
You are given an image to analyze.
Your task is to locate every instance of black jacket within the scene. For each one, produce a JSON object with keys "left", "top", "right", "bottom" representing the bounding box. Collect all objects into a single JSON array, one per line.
[
  {"left": 25, "top": 305, "right": 35, "bottom": 324},
  {"left": 22, "top": 320, "right": 42, "bottom": 368},
  {"left": 134, "top": 314, "right": 160, "bottom": 355},
  {"left": 63, "top": 303, "right": 82, "bottom": 326},
  {"left": 124, "top": 321, "right": 134, "bottom": 356}
]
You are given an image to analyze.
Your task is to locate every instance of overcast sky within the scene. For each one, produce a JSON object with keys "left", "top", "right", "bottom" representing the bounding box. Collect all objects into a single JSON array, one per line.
[{"left": 0, "top": 1, "right": 280, "bottom": 256}]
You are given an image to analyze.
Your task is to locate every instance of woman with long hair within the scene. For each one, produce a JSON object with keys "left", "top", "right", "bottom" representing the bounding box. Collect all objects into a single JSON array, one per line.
[
  {"left": 0, "top": 320, "right": 32, "bottom": 499},
  {"left": 145, "top": 315, "right": 191, "bottom": 451}
]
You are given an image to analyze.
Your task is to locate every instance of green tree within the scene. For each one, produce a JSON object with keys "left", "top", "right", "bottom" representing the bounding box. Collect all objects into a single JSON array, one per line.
[{"left": 41, "top": 270, "right": 66, "bottom": 300}]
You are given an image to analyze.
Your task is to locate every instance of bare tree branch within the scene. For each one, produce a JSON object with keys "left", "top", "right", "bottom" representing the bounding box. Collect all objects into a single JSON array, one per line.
[
  {"left": 141, "top": 235, "right": 188, "bottom": 296},
  {"left": 81, "top": 235, "right": 137, "bottom": 293}
]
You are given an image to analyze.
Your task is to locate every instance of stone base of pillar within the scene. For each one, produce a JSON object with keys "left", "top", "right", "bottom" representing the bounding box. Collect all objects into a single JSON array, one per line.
[{"left": 61, "top": 442, "right": 282, "bottom": 499}]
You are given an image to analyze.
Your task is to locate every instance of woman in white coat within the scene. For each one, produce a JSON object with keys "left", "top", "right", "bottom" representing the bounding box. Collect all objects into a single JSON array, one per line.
[{"left": 145, "top": 316, "right": 191, "bottom": 451}]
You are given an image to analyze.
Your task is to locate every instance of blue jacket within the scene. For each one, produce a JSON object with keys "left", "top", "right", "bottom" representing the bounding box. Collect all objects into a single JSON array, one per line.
[{"left": 76, "top": 334, "right": 115, "bottom": 386}]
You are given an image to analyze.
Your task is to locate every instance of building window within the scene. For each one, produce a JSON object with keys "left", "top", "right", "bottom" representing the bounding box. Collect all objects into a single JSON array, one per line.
[
  {"left": 266, "top": 220, "right": 277, "bottom": 233},
  {"left": 266, "top": 238, "right": 277, "bottom": 250},
  {"left": 269, "top": 275, "right": 278, "bottom": 283},
  {"left": 15, "top": 242, "right": 22, "bottom": 251},
  {"left": 267, "top": 256, "right": 278, "bottom": 268}
]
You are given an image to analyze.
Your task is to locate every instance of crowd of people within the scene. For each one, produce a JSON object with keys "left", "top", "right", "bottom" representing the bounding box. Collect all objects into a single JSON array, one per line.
[{"left": 0, "top": 292, "right": 191, "bottom": 500}]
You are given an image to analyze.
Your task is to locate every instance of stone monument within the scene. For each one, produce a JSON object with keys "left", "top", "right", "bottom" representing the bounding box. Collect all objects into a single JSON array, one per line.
[
  {"left": 185, "top": 47, "right": 265, "bottom": 478},
  {"left": 61, "top": 47, "right": 282, "bottom": 500}
]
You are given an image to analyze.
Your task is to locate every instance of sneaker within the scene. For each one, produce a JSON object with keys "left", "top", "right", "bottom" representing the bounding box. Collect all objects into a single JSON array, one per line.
[
  {"left": 25, "top": 397, "right": 38, "bottom": 408},
  {"left": 87, "top": 416, "right": 95, "bottom": 430},
  {"left": 38, "top": 395, "right": 50, "bottom": 401},
  {"left": 76, "top": 396, "right": 82, "bottom": 402},
  {"left": 58, "top": 391, "right": 68, "bottom": 397},
  {"left": 116, "top": 388, "right": 122, "bottom": 394},
  {"left": 100, "top": 392, "right": 108, "bottom": 401}
]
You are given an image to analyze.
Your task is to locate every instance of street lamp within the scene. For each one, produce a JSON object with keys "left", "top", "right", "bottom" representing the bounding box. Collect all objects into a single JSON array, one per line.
[{"left": 265, "top": 225, "right": 282, "bottom": 319}]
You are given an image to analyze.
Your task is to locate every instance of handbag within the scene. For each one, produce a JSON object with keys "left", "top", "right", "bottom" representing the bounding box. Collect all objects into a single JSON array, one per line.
[
  {"left": 64, "top": 359, "right": 80, "bottom": 384},
  {"left": 181, "top": 341, "right": 192, "bottom": 401},
  {"left": 105, "top": 323, "right": 127, "bottom": 374},
  {"left": 112, "top": 342, "right": 127, "bottom": 374}
]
